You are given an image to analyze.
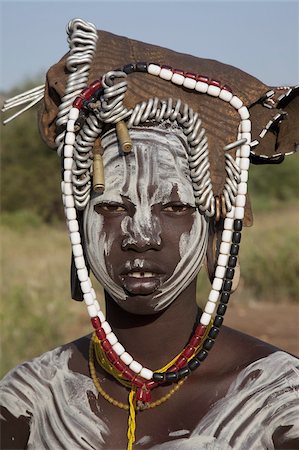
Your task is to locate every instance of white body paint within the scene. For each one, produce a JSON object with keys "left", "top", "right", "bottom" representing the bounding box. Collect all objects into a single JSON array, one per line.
[
  {"left": 84, "top": 126, "right": 208, "bottom": 313},
  {"left": 1, "top": 350, "right": 298, "bottom": 449}
]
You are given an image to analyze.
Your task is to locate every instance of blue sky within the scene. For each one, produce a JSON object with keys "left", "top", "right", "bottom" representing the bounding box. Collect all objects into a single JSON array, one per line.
[{"left": 0, "top": 0, "right": 298, "bottom": 91}]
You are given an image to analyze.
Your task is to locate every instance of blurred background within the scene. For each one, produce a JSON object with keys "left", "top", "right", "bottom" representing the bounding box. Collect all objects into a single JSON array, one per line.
[{"left": 1, "top": 0, "right": 298, "bottom": 377}]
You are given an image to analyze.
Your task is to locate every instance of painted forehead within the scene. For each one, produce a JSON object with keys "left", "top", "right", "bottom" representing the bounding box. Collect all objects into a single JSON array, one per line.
[{"left": 93, "top": 126, "right": 195, "bottom": 206}]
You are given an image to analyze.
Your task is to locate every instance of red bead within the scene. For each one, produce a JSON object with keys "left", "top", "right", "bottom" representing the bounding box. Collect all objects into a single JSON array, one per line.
[
  {"left": 182, "top": 345, "right": 195, "bottom": 359},
  {"left": 73, "top": 97, "right": 83, "bottom": 108},
  {"left": 136, "top": 388, "right": 146, "bottom": 402},
  {"left": 132, "top": 377, "right": 144, "bottom": 388},
  {"left": 114, "top": 360, "right": 126, "bottom": 372},
  {"left": 91, "top": 317, "right": 101, "bottom": 329},
  {"left": 189, "top": 335, "right": 202, "bottom": 347},
  {"left": 101, "top": 339, "right": 112, "bottom": 352},
  {"left": 195, "top": 324, "right": 207, "bottom": 337},
  {"left": 196, "top": 74, "right": 209, "bottom": 83},
  {"left": 185, "top": 72, "right": 197, "bottom": 80},
  {"left": 209, "top": 79, "right": 221, "bottom": 87},
  {"left": 144, "top": 390, "right": 151, "bottom": 403},
  {"left": 222, "top": 84, "right": 232, "bottom": 92},
  {"left": 95, "top": 327, "right": 106, "bottom": 340},
  {"left": 161, "top": 64, "right": 173, "bottom": 71},
  {"left": 173, "top": 68, "right": 185, "bottom": 76},
  {"left": 176, "top": 355, "right": 188, "bottom": 368},
  {"left": 80, "top": 87, "right": 93, "bottom": 100},
  {"left": 106, "top": 350, "right": 118, "bottom": 364},
  {"left": 89, "top": 79, "right": 102, "bottom": 92},
  {"left": 146, "top": 381, "right": 157, "bottom": 390},
  {"left": 168, "top": 364, "right": 178, "bottom": 372},
  {"left": 122, "top": 368, "right": 134, "bottom": 381}
]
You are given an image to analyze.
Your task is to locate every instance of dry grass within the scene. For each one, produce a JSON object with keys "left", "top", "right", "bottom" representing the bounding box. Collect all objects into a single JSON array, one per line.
[{"left": 1, "top": 204, "right": 298, "bottom": 377}]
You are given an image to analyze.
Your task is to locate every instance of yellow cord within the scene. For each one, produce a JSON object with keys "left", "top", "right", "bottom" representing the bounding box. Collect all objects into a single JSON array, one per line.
[{"left": 127, "top": 389, "right": 136, "bottom": 450}]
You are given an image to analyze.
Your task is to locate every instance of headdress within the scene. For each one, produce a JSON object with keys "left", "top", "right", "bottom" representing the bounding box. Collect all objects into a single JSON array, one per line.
[{"left": 2, "top": 18, "right": 298, "bottom": 449}]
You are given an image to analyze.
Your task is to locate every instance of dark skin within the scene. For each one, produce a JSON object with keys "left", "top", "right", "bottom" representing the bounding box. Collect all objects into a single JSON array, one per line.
[{"left": 1, "top": 181, "right": 298, "bottom": 449}]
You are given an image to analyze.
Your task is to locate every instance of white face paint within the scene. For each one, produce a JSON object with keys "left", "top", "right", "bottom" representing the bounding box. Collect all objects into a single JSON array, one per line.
[{"left": 84, "top": 125, "right": 208, "bottom": 314}]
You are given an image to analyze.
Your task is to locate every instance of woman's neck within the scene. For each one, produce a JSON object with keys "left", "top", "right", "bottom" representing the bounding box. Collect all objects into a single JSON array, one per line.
[{"left": 105, "top": 281, "right": 199, "bottom": 370}]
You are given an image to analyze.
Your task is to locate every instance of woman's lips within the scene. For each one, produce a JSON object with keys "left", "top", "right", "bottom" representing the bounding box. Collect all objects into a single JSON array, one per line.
[{"left": 120, "top": 271, "right": 164, "bottom": 295}]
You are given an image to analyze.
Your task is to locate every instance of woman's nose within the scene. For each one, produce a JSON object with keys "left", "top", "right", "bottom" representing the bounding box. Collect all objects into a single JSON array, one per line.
[{"left": 121, "top": 213, "right": 162, "bottom": 251}]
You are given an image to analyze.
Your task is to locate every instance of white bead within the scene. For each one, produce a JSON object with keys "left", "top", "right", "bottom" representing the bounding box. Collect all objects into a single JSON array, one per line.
[
  {"left": 69, "top": 220, "right": 79, "bottom": 233},
  {"left": 81, "top": 279, "right": 91, "bottom": 294},
  {"left": 64, "top": 145, "right": 73, "bottom": 157},
  {"left": 240, "top": 158, "right": 250, "bottom": 170},
  {"left": 238, "top": 106, "right": 250, "bottom": 120},
  {"left": 200, "top": 312, "right": 212, "bottom": 326},
  {"left": 72, "top": 243, "right": 83, "bottom": 257},
  {"left": 241, "top": 120, "right": 251, "bottom": 133},
  {"left": 205, "top": 301, "right": 216, "bottom": 315},
  {"left": 106, "top": 332, "right": 118, "bottom": 346},
  {"left": 148, "top": 64, "right": 161, "bottom": 76},
  {"left": 129, "top": 360, "right": 142, "bottom": 374},
  {"left": 64, "top": 158, "right": 73, "bottom": 170},
  {"left": 69, "top": 107, "right": 79, "bottom": 121},
  {"left": 159, "top": 68, "right": 172, "bottom": 81},
  {"left": 240, "top": 170, "right": 248, "bottom": 182},
  {"left": 219, "top": 89, "right": 233, "bottom": 102},
  {"left": 207, "top": 85, "right": 221, "bottom": 97},
  {"left": 236, "top": 194, "right": 246, "bottom": 207},
  {"left": 183, "top": 77, "right": 196, "bottom": 89},
  {"left": 83, "top": 292, "right": 94, "bottom": 306},
  {"left": 66, "top": 207, "right": 76, "bottom": 220},
  {"left": 240, "top": 144, "right": 251, "bottom": 158},
  {"left": 230, "top": 96, "right": 243, "bottom": 110},
  {"left": 208, "top": 289, "right": 220, "bottom": 302},
  {"left": 98, "top": 311, "right": 106, "bottom": 323},
  {"left": 113, "top": 342, "right": 125, "bottom": 356},
  {"left": 237, "top": 183, "right": 247, "bottom": 196},
  {"left": 64, "top": 183, "right": 72, "bottom": 195},
  {"left": 227, "top": 206, "right": 235, "bottom": 218},
  {"left": 235, "top": 206, "right": 245, "bottom": 219},
  {"left": 70, "top": 231, "right": 81, "bottom": 245},
  {"left": 64, "top": 195, "right": 74, "bottom": 208},
  {"left": 171, "top": 73, "right": 184, "bottom": 85},
  {"left": 212, "top": 277, "right": 223, "bottom": 291},
  {"left": 75, "top": 256, "right": 85, "bottom": 269},
  {"left": 64, "top": 170, "right": 72, "bottom": 183},
  {"left": 241, "top": 133, "right": 251, "bottom": 144},
  {"left": 218, "top": 254, "right": 229, "bottom": 267},
  {"left": 91, "top": 288, "right": 96, "bottom": 299},
  {"left": 65, "top": 132, "right": 75, "bottom": 145},
  {"left": 67, "top": 120, "right": 75, "bottom": 132},
  {"left": 224, "top": 218, "right": 234, "bottom": 230},
  {"left": 140, "top": 368, "right": 153, "bottom": 380},
  {"left": 215, "top": 266, "right": 226, "bottom": 279},
  {"left": 87, "top": 304, "right": 97, "bottom": 318},
  {"left": 102, "top": 321, "right": 112, "bottom": 334},
  {"left": 120, "top": 352, "right": 133, "bottom": 365},
  {"left": 195, "top": 81, "right": 208, "bottom": 93},
  {"left": 94, "top": 300, "right": 100, "bottom": 312},
  {"left": 220, "top": 242, "right": 230, "bottom": 255},
  {"left": 222, "top": 230, "right": 232, "bottom": 242},
  {"left": 77, "top": 268, "right": 88, "bottom": 282}
]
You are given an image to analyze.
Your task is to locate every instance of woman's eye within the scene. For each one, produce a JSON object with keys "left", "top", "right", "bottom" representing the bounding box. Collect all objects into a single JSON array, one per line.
[
  {"left": 94, "top": 203, "right": 126, "bottom": 214},
  {"left": 162, "top": 203, "right": 193, "bottom": 214}
]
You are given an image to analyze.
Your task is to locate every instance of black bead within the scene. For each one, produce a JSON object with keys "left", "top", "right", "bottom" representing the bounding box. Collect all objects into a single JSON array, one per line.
[
  {"left": 197, "top": 349, "right": 208, "bottom": 361},
  {"left": 225, "top": 268, "right": 235, "bottom": 280},
  {"left": 228, "top": 256, "right": 237, "bottom": 268},
  {"left": 203, "top": 338, "right": 214, "bottom": 351},
  {"left": 123, "top": 63, "right": 136, "bottom": 74},
  {"left": 220, "top": 292, "right": 230, "bottom": 304},
  {"left": 188, "top": 358, "right": 200, "bottom": 371},
  {"left": 208, "top": 326, "right": 220, "bottom": 339},
  {"left": 233, "top": 219, "right": 243, "bottom": 231},
  {"left": 214, "top": 315, "right": 223, "bottom": 328},
  {"left": 222, "top": 279, "right": 232, "bottom": 292},
  {"left": 232, "top": 232, "right": 241, "bottom": 244},
  {"left": 217, "top": 303, "right": 227, "bottom": 316},
  {"left": 135, "top": 62, "right": 148, "bottom": 72},
  {"left": 153, "top": 372, "right": 165, "bottom": 382},
  {"left": 177, "top": 367, "right": 190, "bottom": 379},
  {"left": 230, "top": 244, "right": 239, "bottom": 256},
  {"left": 165, "top": 372, "right": 178, "bottom": 382}
]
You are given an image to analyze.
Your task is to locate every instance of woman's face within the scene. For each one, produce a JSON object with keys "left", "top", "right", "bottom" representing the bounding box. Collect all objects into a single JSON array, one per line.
[{"left": 84, "top": 126, "right": 208, "bottom": 314}]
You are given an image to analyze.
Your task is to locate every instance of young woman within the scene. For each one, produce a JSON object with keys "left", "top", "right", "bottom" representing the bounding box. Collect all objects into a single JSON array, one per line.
[{"left": 1, "top": 19, "right": 298, "bottom": 450}]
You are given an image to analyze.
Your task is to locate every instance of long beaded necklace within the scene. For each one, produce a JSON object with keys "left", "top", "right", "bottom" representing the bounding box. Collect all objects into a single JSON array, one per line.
[{"left": 89, "top": 332, "right": 188, "bottom": 449}]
